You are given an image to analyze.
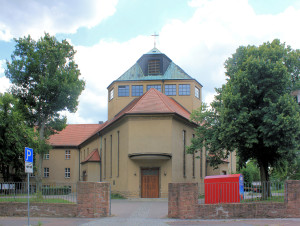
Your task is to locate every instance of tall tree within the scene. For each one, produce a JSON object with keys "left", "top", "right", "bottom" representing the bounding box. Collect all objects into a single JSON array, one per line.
[
  {"left": 0, "top": 93, "right": 37, "bottom": 182},
  {"left": 188, "top": 39, "right": 300, "bottom": 198},
  {"left": 5, "top": 33, "right": 85, "bottom": 184}
]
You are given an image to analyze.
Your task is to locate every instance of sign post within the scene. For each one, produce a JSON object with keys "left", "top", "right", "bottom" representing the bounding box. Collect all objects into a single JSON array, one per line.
[{"left": 25, "top": 147, "right": 33, "bottom": 226}]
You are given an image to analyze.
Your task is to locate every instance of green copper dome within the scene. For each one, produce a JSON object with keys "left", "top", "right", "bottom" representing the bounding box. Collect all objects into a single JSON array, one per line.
[{"left": 116, "top": 48, "right": 193, "bottom": 81}]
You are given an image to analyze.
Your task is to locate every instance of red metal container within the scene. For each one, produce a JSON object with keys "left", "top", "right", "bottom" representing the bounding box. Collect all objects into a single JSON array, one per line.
[{"left": 204, "top": 174, "right": 244, "bottom": 204}]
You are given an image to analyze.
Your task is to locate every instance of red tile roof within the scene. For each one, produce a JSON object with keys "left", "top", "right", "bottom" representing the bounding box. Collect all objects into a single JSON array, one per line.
[
  {"left": 101, "top": 88, "right": 191, "bottom": 130},
  {"left": 48, "top": 124, "right": 104, "bottom": 147},
  {"left": 81, "top": 149, "right": 100, "bottom": 163},
  {"left": 128, "top": 88, "right": 191, "bottom": 119}
]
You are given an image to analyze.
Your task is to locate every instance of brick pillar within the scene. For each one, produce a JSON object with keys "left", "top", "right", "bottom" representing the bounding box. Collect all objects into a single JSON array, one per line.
[
  {"left": 168, "top": 183, "right": 198, "bottom": 219},
  {"left": 285, "top": 180, "right": 300, "bottom": 217},
  {"left": 77, "top": 182, "right": 110, "bottom": 218}
]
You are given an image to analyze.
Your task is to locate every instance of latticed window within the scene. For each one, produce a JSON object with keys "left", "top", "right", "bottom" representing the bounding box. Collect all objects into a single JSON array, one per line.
[
  {"left": 146, "top": 85, "right": 161, "bottom": 92},
  {"left": 65, "top": 150, "right": 71, "bottom": 159},
  {"left": 65, "top": 168, "right": 71, "bottom": 178},
  {"left": 195, "top": 86, "right": 200, "bottom": 99},
  {"left": 179, "top": 84, "right": 190, "bottom": 96},
  {"left": 132, "top": 85, "right": 143, "bottom": 96},
  {"left": 165, "top": 84, "right": 176, "bottom": 96},
  {"left": 148, "top": 59, "right": 160, "bottom": 75},
  {"left": 44, "top": 168, "right": 49, "bottom": 178},
  {"left": 44, "top": 153, "right": 49, "bottom": 160},
  {"left": 109, "top": 88, "right": 114, "bottom": 100},
  {"left": 118, "top": 85, "right": 129, "bottom": 97}
]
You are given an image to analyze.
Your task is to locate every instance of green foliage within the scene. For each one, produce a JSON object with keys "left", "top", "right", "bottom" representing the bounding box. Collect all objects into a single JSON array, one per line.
[
  {"left": 238, "top": 161, "right": 260, "bottom": 184},
  {"left": 270, "top": 150, "right": 300, "bottom": 181},
  {"left": 0, "top": 93, "right": 38, "bottom": 181},
  {"left": 41, "top": 186, "right": 71, "bottom": 195},
  {"left": 111, "top": 193, "right": 126, "bottom": 199},
  {"left": 188, "top": 39, "right": 300, "bottom": 187},
  {"left": 5, "top": 32, "right": 85, "bottom": 143},
  {"left": 5, "top": 33, "right": 85, "bottom": 181}
]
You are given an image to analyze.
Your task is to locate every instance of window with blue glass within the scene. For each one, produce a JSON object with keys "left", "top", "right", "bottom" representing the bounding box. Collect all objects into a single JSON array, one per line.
[
  {"left": 195, "top": 86, "right": 200, "bottom": 99},
  {"left": 146, "top": 85, "right": 161, "bottom": 92},
  {"left": 131, "top": 85, "right": 143, "bottom": 96},
  {"left": 179, "top": 84, "right": 190, "bottom": 96},
  {"left": 165, "top": 84, "right": 176, "bottom": 96},
  {"left": 118, "top": 85, "right": 129, "bottom": 97}
]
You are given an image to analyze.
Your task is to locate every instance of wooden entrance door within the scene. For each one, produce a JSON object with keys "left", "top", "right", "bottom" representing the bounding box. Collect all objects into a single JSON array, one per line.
[{"left": 141, "top": 168, "right": 159, "bottom": 198}]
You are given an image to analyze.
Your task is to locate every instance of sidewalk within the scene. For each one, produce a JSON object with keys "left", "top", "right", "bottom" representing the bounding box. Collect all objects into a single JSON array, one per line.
[{"left": 1, "top": 216, "right": 300, "bottom": 226}]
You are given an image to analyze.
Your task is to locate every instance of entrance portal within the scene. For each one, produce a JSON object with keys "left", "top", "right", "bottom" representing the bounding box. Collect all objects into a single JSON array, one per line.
[{"left": 141, "top": 168, "right": 159, "bottom": 198}]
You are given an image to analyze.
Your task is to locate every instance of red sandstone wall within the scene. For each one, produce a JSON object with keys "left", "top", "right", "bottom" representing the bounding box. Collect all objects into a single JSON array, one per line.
[
  {"left": 168, "top": 181, "right": 300, "bottom": 219},
  {"left": 77, "top": 181, "right": 110, "bottom": 218},
  {"left": 0, "top": 203, "right": 77, "bottom": 217},
  {"left": 0, "top": 182, "right": 111, "bottom": 218}
]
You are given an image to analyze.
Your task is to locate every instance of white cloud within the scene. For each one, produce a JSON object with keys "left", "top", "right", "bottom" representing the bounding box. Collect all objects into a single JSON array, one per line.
[
  {"left": 0, "top": 0, "right": 118, "bottom": 41},
  {"left": 67, "top": 0, "right": 300, "bottom": 123},
  {"left": 157, "top": 0, "right": 300, "bottom": 105},
  {"left": 3, "top": 0, "right": 298, "bottom": 124}
]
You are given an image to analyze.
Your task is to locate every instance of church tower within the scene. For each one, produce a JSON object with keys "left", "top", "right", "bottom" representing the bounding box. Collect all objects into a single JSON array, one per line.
[{"left": 107, "top": 47, "right": 202, "bottom": 120}]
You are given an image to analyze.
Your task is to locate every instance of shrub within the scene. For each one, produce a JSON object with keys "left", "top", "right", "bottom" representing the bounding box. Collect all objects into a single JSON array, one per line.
[{"left": 42, "top": 186, "right": 71, "bottom": 195}]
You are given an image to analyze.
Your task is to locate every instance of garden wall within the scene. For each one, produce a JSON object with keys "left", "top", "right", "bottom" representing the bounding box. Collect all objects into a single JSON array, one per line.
[
  {"left": 0, "top": 182, "right": 110, "bottom": 218},
  {"left": 168, "top": 180, "right": 300, "bottom": 219}
]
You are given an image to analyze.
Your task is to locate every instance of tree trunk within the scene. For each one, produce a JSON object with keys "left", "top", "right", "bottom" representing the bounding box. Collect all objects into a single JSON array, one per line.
[
  {"left": 258, "top": 160, "right": 271, "bottom": 200},
  {"left": 35, "top": 119, "right": 46, "bottom": 197}
]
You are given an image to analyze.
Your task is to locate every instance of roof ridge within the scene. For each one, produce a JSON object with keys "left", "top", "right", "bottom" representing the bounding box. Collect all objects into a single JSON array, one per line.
[
  {"left": 154, "top": 89, "right": 175, "bottom": 113},
  {"left": 127, "top": 89, "right": 150, "bottom": 113}
]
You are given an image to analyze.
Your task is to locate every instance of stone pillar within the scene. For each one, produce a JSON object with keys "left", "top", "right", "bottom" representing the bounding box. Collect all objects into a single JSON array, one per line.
[
  {"left": 285, "top": 180, "right": 300, "bottom": 217},
  {"left": 168, "top": 183, "right": 198, "bottom": 219},
  {"left": 77, "top": 182, "right": 110, "bottom": 218}
]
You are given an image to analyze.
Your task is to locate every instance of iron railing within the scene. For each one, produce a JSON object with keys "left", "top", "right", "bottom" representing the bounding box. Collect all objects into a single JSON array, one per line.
[{"left": 0, "top": 182, "right": 77, "bottom": 203}]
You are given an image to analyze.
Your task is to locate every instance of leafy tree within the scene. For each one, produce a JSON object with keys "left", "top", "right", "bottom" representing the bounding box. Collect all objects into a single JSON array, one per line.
[
  {"left": 5, "top": 33, "right": 85, "bottom": 184},
  {"left": 270, "top": 150, "right": 300, "bottom": 181},
  {"left": 188, "top": 39, "right": 300, "bottom": 198},
  {"left": 0, "top": 93, "right": 37, "bottom": 182},
  {"left": 238, "top": 160, "right": 260, "bottom": 184}
]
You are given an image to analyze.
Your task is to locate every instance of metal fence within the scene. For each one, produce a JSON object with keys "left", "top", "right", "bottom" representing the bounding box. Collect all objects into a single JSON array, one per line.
[
  {"left": 198, "top": 181, "right": 285, "bottom": 204},
  {"left": 0, "top": 182, "right": 77, "bottom": 203}
]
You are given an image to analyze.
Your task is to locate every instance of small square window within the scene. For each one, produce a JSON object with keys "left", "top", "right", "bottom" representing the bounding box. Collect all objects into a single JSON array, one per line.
[
  {"left": 146, "top": 85, "right": 161, "bottom": 92},
  {"left": 65, "top": 150, "right": 70, "bottom": 160},
  {"left": 65, "top": 168, "right": 71, "bottom": 178},
  {"left": 109, "top": 89, "right": 114, "bottom": 101},
  {"left": 118, "top": 85, "right": 129, "bottom": 97},
  {"left": 179, "top": 84, "right": 190, "bottom": 96},
  {"left": 131, "top": 85, "right": 143, "bottom": 96},
  {"left": 195, "top": 87, "right": 200, "bottom": 99},
  {"left": 165, "top": 84, "right": 176, "bottom": 96},
  {"left": 44, "top": 168, "right": 49, "bottom": 178}
]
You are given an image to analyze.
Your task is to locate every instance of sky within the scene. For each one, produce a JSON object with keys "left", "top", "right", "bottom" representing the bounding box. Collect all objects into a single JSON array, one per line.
[{"left": 0, "top": 0, "right": 299, "bottom": 124}]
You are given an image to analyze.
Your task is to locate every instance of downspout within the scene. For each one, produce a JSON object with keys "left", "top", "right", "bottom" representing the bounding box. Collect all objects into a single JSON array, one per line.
[
  {"left": 99, "top": 133, "right": 102, "bottom": 182},
  {"left": 78, "top": 147, "right": 81, "bottom": 181}
]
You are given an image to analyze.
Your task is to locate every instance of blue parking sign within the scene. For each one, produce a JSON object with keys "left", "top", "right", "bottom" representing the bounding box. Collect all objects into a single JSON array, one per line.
[{"left": 25, "top": 147, "right": 33, "bottom": 163}]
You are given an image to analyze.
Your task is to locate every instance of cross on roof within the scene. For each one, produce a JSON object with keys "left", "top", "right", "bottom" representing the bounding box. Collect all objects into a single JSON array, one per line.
[{"left": 151, "top": 32, "right": 159, "bottom": 48}]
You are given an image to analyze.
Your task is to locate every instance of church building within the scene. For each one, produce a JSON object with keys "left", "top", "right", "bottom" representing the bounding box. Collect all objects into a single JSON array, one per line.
[{"left": 45, "top": 47, "right": 236, "bottom": 198}]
